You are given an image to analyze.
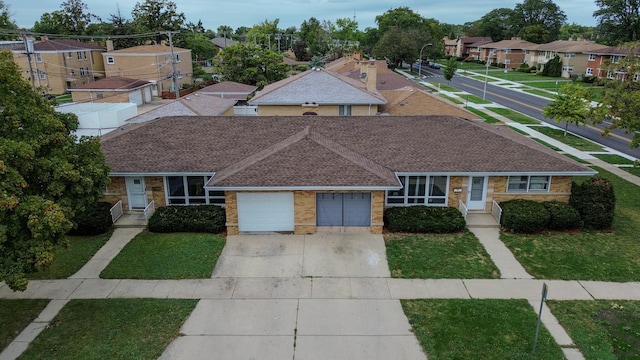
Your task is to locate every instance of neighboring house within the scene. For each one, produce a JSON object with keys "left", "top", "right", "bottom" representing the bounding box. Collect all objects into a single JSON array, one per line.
[
  {"left": 479, "top": 38, "right": 536, "bottom": 69},
  {"left": 456, "top": 37, "right": 492, "bottom": 58},
  {"left": 584, "top": 46, "right": 640, "bottom": 80},
  {"left": 11, "top": 37, "right": 105, "bottom": 94},
  {"left": 525, "top": 39, "right": 609, "bottom": 78},
  {"left": 70, "top": 76, "right": 153, "bottom": 106},
  {"left": 126, "top": 94, "right": 237, "bottom": 123},
  {"left": 102, "top": 44, "right": 193, "bottom": 96},
  {"left": 197, "top": 81, "right": 257, "bottom": 100},
  {"left": 248, "top": 65, "right": 386, "bottom": 116},
  {"left": 56, "top": 102, "right": 137, "bottom": 137},
  {"left": 444, "top": 37, "right": 458, "bottom": 57},
  {"left": 101, "top": 115, "right": 595, "bottom": 234},
  {"left": 211, "top": 37, "right": 237, "bottom": 51}
]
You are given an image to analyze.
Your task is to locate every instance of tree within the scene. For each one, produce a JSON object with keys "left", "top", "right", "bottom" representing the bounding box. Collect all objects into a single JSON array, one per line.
[
  {"left": 375, "top": 7, "right": 425, "bottom": 33},
  {"left": 246, "top": 18, "right": 281, "bottom": 50},
  {"left": 184, "top": 33, "right": 216, "bottom": 62},
  {"left": 300, "top": 17, "right": 328, "bottom": 56},
  {"left": 594, "top": 0, "right": 640, "bottom": 45},
  {"left": 443, "top": 57, "right": 458, "bottom": 83},
  {"left": 518, "top": 24, "right": 551, "bottom": 43},
  {"left": 213, "top": 43, "right": 289, "bottom": 87},
  {"left": 512, "top": 0, "right": 567, "bottom": 42},
  {"left": 308, "top": 55, "right": 324, "bottom": 68},
  {"left": 217, "top": 25, "right": 233, "bottom": 38},
  {"left": 372, "top": 26, "right": 423, "bottom": 69},
  {"left": 0, "top": 51, "right": 110, "bottom": 291},
  {"left": 473, "top": 8, "right": 517, "bottom": 41},
  {"left": 32, "top": 0, "right": 99, "bottom": 35},
  {"left": 541, "top": 54, "right": 562, "bottom": 77},
  {"left": 543, "top": 82, "right": 591, "bottom": 135},
  {"left": 107, "top": 6, "right": 140, "bottom": 49},
  {"left": 132, "top": 0, "right": 185, "bottom": 43},
  {"left": 559, "top": 23, "right": 595, "bottom": 40},
  {"left": 592, "top": 43, "right": 640, "bottom": 147},
  {"left": 0, "top": 1, "right": 17, "bottom": 39}
]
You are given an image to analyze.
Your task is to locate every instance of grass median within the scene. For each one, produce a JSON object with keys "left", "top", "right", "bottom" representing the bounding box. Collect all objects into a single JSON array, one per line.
[
  {"left": 100, "top": 231, "right": 225, "bottom": 279},
  {"left": 19, "top": 299, "right": 197, "bottom": 359},
  {"left": 1, "top": 299, "right": 50, "bottom": 351}
]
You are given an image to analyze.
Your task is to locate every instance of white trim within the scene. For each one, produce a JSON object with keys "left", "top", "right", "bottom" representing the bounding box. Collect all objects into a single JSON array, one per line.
[
  {"left": 467, "top": 176, "right": 488, "bottom": 210},
  {"left": 204, "top": 185, "right": 399, "bottom": 191}
]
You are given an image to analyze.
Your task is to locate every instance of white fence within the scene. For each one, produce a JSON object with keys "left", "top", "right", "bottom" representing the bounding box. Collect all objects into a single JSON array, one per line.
[
  {"left": 458, "top": 200, "right": 468, "bottom": 220},
  {"left": 144, "top": 200, "right": 155, "bottom": 220},
  {"left": 491, "top": 200, "right": 502, "bottom": 224},
  {"left": 110, "top": 200, "right": 123, "bottom": 223}
]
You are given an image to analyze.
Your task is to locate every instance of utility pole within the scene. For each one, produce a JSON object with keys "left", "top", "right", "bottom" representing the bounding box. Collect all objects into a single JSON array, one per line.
[
  {"left": 21, "top": 31, "right": 36, "bottom": 91},
  {"left": 161, "top": 31, "right": 180, "bottom": 99}
]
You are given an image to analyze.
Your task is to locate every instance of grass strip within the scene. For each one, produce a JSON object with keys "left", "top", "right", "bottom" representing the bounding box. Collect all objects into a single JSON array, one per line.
[
  {"left": 533, "top": 126, "right": 604, "bottom": 151},
  {"left": 402, "top": 299, "right": 565, "bottom": 359},
  {"left": 501, "top": 166, "right": 640, "bottom": 281},
  {"left": 29, "top": 231, "right": 113, "bottom": 279},
  {"left": 508, "top": 126, "right": 529, "bottom": 135},
  {"left": 463, "top": 94, "right": 492, "bottom": 104},
  {"left": 486, "top": 107, "right": 540, "bottom": 124},
  {"left": 466, "top": 107, "right": 501, "bottom": 124},
  {"left": 20, "top": 299, "right": 197, "bottom": 360},
  {"left": 100, "top": 231, "right": 225, "bottom": 279},
  {"left": 439, "top": 94, "right": 463, "bottom": 104},
  {"left": 429, "top": 81, "right": 459, "bottom": 92},
  {"left": 1, "top": 299, "right": 49, "bottom": 351},
  {"left": 524, "top": 89, "right": 556, "bottom": 99},
  {"left": 532, "top": 138, "right": 562, "bottom": 151},
  {"left": 622, "top": 167, "right": 640, "bottom": 177},
  {"left": 548, "top": 300, "right": 640, "bottom": 359},
  {"left": 385, "top": 232, "right": 500, "bottom": 279},
  {"left": 592, "top": 154, "right": 636, "bottom": 165}
]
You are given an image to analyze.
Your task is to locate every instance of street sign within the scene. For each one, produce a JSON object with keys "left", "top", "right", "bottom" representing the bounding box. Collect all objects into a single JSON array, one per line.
[{"left": 533, "top": 282, "right": 549, "bottom": 354}]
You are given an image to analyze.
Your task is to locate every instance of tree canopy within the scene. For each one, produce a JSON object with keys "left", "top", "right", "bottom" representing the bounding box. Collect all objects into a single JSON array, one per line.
[
  {"left": 32, "top": 0, "right": 99, "bottom": 35},
  {"left": 543, "top": 82, "right": 591, "bottom": 135},
  {"left": 212, "top": 43, "right": 289, "bottom": 87},
  {"left": 0, "top": 51, "right": 110, "bottom": 291},
  {"left": 594, "top": 0, "right": 640, "bottom": 45},
  {"left": 0, "top": 1, "right": 17, "bottom": 39}
]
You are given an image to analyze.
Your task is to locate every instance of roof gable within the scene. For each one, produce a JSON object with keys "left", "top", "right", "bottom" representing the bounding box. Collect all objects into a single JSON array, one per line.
[{"left": 249, "top": 68, "right": 386, "bottom": 105}]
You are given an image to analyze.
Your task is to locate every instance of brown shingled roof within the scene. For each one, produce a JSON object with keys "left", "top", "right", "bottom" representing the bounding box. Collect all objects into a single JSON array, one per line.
[
  {"left": 14, "top": 39, "right": 103, "bottom": 52},
  {"left": 101, "top": 116, "right": 593, "bottom": 188},
  {"left": 71, "top": 77, "right": 150, "bottom": 91}
]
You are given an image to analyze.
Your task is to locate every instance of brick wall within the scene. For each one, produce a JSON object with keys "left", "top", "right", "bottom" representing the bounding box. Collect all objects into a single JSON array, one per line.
[
  {"left": 492, "top": 176, "right": 573, "bottom": 203},
  {"left": 225, "top": 192, "right": 239, "bottom": 235},
  {"left": 103, "top": 176, "right": 128, "bottom": 210},
  {"left": 294, "top": 191, "right": 316, "bottom": 234}
]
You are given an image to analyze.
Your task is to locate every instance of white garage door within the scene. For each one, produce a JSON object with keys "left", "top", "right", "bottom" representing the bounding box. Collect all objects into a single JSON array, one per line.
[
  {"left": 128, "top": 90, "right": 143, "bottom": 105},
  {"left": 144, "top": 86, "right": 152, "bottom": 102},
  {"left": 237, "top": 192, "right": 294, "bottom": 232}
]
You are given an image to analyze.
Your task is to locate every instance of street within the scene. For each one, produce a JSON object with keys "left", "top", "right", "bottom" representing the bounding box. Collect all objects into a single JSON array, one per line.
[{"left": 415, "top": 64, "right": 640, "bottom": 159}]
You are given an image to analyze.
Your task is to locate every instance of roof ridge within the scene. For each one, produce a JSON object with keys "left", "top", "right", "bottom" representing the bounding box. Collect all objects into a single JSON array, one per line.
[
  {"left": 307, "top": 129, "right": 397, "bottom": 183},
  {"left": 209, "top": 126, "right": 310, "bottom": 184}
]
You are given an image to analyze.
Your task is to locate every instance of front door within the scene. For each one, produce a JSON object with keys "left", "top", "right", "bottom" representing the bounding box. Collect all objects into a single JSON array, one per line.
[
  {"left": 467, "top": 176, "right": 487, "bottom": 210},
  {"left": 125, "top": 176, "right": 147, "bottom": 210}
]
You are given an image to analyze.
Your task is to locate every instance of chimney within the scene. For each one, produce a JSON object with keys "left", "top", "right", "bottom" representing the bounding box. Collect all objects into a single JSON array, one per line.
[
  {"left": 40, "top": 36, "right": 47, "bottom": 42},
  {"left": 106, "top": 39, "right": 114, "bottom": 51},
  {"left": 360, "top": 60, "right": 377, "bottom": 93}
]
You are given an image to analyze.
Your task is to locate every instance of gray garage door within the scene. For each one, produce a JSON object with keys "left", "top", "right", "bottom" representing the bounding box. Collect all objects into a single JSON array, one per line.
[{"left": 316, "top": 193, "right": 371, "bottom": 227}]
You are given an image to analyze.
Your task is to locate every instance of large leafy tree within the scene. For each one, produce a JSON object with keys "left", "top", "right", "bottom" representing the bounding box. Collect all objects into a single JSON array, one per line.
[
  {"left": 512, "top": 0, "right": 567, "bottom": 42},
  {"left": 299, "top": 17, "right": 329, "bottom": 56},
  {"left": 213, "top": 43, "right": 289, "bottom": 87},
  {"left": 543, "top": 82, "right": 591, "bottom": 135},
  {"left": 372, "top": 26, "right": 423, "bottom": 69},
  {"left": 246, "top": 18, "right": 281, "bottom": 50},
  {"left": 594, "top": 0, "right": 640, "bottom": 45},
  {"left": 132, "top": 0, "right": 185, "bottom": 43},
  {"left": 472, "top": 8, "right": 517, "bottom": 41},
  {"left": 592, "top": 43, "right": 640, "bottom": 147},
  {"left": 0, "top": 1, "right": 17, "bottom": 39},
  {"left": 0, "top": 51, "right": 110, "bottom": 291},
  {"left": 32, "top": 0, "right": 99, "bottom": 35}
]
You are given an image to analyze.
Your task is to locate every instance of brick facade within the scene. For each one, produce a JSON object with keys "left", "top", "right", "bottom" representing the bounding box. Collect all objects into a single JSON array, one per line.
[
  {"left": 492, "top": 176, "right": 572, "bottom": 203},
  {"left": 103, "top": 175, "right": 166, "bottom": 212}
]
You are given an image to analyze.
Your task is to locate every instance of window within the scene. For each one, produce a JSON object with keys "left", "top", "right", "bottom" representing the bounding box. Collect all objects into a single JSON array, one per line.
[
  {"left": 507, "top": 176, "right": 550, "bottom": 192},
  {"left": 35, "top": 53, "right": 42, "bottom": 62},
  {"left": 564, "top": 52, "right": 576, "bottom": 58},
  {"left": 176, "top": 70, "right": 183, "bottom": 79},
  {"left": 634, "top": 73, "right": 640, "bottom": 82},
  {"left": 70, "top": 69, "right": 75, "bottom": 75},
  {"left": 386, "top": 175, "right": 448, "bottom": 206},
  {"left": 503, "top": 59, "right": 511, "bottom": 65},
  {"left": 80, "top": 67, "right": 87, "bottom": 76},
  {"left": 83, "top": 51, "right": 87, "bottom": 60},
  {"left": 175, "top": 54, "right": 181, "bottom": 62},
  {"left": 67, "top": 52, "right": 72, "bottom": 58},
  {"left": 165, "top": 55, "right": 169, "bottom": 63},
  {"left": 612, "top": 55, "right": 621, "bottom": 63},
  {"left": 586, "top": 68, "right": 593, "bottom": 75},
  {"left": 525, "top": 50, "right": 530, "bottom": 54},
  {"left": 96, "top": 93, "right": 103, "bottom": 99},
  {"left": 38, "top": 70, "right": 46, "bottom": 79},
  {"left": 338, "top": 105, "right": 352, "bottom": 116},
  {"left": 504, "top": 49, "right": 511, "bottom": 54},
  {"left": 562, "top": 65, "right": 574, "bottom": 72},
  {"left": 165, "top": 175, "right": 224, "bottom": 206},
  {"left": 106, "top": 56, "right": 115, "bottom": 65},
  {"left": 545, "top": 51, "right": 551, "bottom": 59},
  {"left": 588, "top": 54, "right": 596, "bottom": 61},
  {"left": 77, "top": 51, "right": 83, "bottom": 60},
  {"left": 607, "top": 71, "right": 614, "bottom": 79}
]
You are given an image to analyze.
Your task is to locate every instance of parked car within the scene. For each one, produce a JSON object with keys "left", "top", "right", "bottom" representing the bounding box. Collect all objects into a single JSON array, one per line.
[{"left": 429, "top": 62, "right": 441, "bottom": 69}]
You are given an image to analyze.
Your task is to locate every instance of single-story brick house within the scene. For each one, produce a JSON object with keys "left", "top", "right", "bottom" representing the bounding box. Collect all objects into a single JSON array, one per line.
[{"left": 101, "top": 115, "right": 595, "bottom": 234}]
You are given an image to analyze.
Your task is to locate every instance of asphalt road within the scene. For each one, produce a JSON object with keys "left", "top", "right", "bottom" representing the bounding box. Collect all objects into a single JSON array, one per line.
[{"left": 415, "top": 64, "right": 640, "bottom": 159}]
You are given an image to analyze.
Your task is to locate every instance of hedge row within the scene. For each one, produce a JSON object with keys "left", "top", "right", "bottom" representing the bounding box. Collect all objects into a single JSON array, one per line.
[
  {"left": 500, "top": 199, "right": 581, "bottom": 233},
  {"left": 569, "top": 176, "right": 615, "bottom": 230},
  {"left": 384, "top": 206, "right": 466, "bottom": 233},
  {"left": 148, "top": 205, "right": 226, "bottom": 233},
  {"left": 68, "top": 201, "right": 113, "bottom": 236}
]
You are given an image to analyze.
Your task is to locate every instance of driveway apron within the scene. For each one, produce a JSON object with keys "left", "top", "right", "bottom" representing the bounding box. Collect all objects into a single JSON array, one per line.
[{"left": 160, "top": 233, "right": 427, "bottom": 360}]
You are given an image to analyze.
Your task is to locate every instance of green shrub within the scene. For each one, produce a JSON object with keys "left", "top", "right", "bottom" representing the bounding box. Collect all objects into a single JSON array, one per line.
[
  {"left": 500, "top": 199, "right": 550, "bottom": 233},
  {"left": 297, "top": 65, "right": 309, "bottom": 72},
  {"left": 569, "top": 176, "right": 615, "bottom": 229},
  {"left": 384, "top": 206, "right": 466, "bottom": 233},
  {"left": 148, "top": 205, "right": 226, "bottom": 233},
  {"left": 543, "top": 201, "right": 582, "bottom": 230},
  {"left": 68, "top": 201, "right": 113, "bottom": 236}
]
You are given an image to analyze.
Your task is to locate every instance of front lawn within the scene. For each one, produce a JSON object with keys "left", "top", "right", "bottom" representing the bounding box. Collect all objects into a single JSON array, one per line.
[
  {"left": 533, "top": 126, "right": 604, "bottom": 152},
  {"left": 592, "top": 154, "right": 636, "bottom": 165},
  {"left": 429, "top": 81, "right": 459, "bottom": 92},
  {"left": 29, "top": 231, "right": 113, "bottom": 279},
  {"left": 20, "top": 299, "right": 197, "bottom": 359},
  {"left": 101, "top": 231, "right": 225, "bottom": 279},
  {"left": 465, "top": 107, "right": 501, "bottom": 124},
  {"left": 464, "top": 94, "right": 492, "bottom": 104},
  {"left": 486, "top": 107, "right": 540, "bottom": 124},
  {"left": 501, "top": 167, "right": 640, "bottom": 281},
  {"left": 402, "top": 299, "right": 564, "bottom": 359},
  {"left": 548, "top": 300, "right": 640, "bottom": 359},
  {"left": 384, "top": 232, "right": 500, "bottom": 279},
  {"left": 439, "top": 94, "right": 463, "bottom": 104},
  {"left": 1, "top": 299, "right": 49, "bottom": 351},
  {"left": 524, "top": 89, "right": 556, "bottom": 99}
]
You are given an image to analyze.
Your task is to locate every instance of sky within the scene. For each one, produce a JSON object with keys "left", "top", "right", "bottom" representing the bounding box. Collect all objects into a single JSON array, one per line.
[{"left": 7, "top": 0, "right": 599, "bottom": 32}]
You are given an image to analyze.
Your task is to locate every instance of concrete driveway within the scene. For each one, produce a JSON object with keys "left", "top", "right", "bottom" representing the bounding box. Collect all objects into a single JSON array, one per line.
[{"left": 159, "top": 233, "right": 426, "bottom": 360}]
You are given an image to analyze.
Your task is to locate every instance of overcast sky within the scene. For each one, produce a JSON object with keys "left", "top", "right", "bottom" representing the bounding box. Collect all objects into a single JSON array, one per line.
[{"left": 7, "top": 0, "right": 599, "bottom": 31}]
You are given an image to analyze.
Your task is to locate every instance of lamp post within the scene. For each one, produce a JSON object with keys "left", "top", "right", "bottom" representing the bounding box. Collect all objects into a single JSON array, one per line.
[
  {"left": 418, "top": 43, "right": 433, "bottom": 78},
  {"left": 482, "top": 50, "right": 495, "bottom": 100}
]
